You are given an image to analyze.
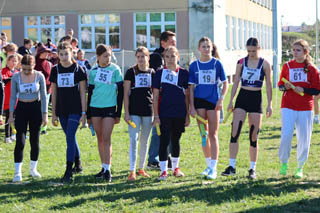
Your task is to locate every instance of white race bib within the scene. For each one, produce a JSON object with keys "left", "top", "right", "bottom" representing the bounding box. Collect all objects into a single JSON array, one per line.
[
  {"left": 242, "top": 68, "right": 261, "bottom": 82},
  {"left": 198, "top": 69, "right": 216, "bottom": 84},
  {"left": 58, "top": 73, "right": 75, "bottom": 87},
  {"left": 19, "top": 82, "right": 37, "bottom": 94},
  {"left": 94, "top": 68, "right": 114, "bottom": 84},
  {"left": 135, "top": 73, "right": 151, "bottom": 88},
  {"left": 289, "top": 68, "right": 307, "bottom": 83},
  {"left": 160, "top": 69, "right": 179, "bottom": 86}
]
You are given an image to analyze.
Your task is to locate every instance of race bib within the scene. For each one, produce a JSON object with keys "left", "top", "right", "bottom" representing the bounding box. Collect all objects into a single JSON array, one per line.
[
  {"left": 289, "top": 68, "right": 307, "bottom": 83},
  {"left": 58, "top": 73, "right": 75, "bottom": 87},
  {"left": 198, "top": 69, "right": 216, "bottom": 84},
  {"left": 135, "top": 73, "right": 151, "bottom": 88},
  {"left": 161, "top": 69, "right": 179, "bottom": 86},
  {"left": 242, "top": 67, "right": 261, "bottom": 83},
  {"left": 94, "top": 68, "right": 114, "bottom": 84},
  {"left": 19, "top": 82, "right": 37, "bottom": 94}
]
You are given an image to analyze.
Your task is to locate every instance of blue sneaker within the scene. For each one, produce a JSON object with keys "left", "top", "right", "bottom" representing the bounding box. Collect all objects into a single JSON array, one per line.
[
  {"left": 207, "top": 169, "right": 217, "bottom": 180},
  {"left": 200, "top": 167, "right": 211, "bottom": 176}
]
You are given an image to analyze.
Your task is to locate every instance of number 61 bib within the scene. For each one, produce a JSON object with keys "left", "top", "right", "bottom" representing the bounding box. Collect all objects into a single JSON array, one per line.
[
  {"left": 161, "top": 69, "right": 179, "bottom": 86},
  {"left": 289, "top": 68, "right": 307, "bottom": 83},
  {"left": 94, "top": 68, "right": 114, "bottom": 84},
  {"left": 58, "top": 73, "right": 75, "bottom": 87}
]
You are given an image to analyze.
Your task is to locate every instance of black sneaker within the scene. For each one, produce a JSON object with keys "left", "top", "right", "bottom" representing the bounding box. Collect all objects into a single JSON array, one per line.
[
  {"left": 61, "top": 170, "right": 73, "bottom": 183},
  {"left": 104, "top": 170, "right": 112, "bottom": 182},
  {"left": 72, "top": 166, "right": 83, "bottom": 174},
  {"left": 41, "top": 130, "right": 47, "bottom": 135},
  {"left": 168, "top": 156, "right": 172, "bottom": 169},
  {"left": 147, "top": 162, "right": 160, "bottom": 170},
  {"left": 248, "top": 169, "right": 256, "bottom": 179},
  {"left": 94, "top": 168, "right": 105, "bottom": 179},
  {"left": 221, "top": 166, "right": 236, "bottom": 176}
]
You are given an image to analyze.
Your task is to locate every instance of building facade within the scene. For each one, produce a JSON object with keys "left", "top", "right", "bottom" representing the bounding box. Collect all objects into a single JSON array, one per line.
[{"left": 0, "top": 0, "right": 276, "bottom": 76}]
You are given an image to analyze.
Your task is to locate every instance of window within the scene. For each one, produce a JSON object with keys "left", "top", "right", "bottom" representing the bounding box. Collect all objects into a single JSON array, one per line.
[
  {"left": 248, "top": 21, "right": 252, "bottom": 38},
  {"left": 226, "top": 16, "right": 230, "bottom": 50},
  {"left": 79, "top": 14, "right": 120, "bottom": 51},
  {"left": 244, "top": 20, "right": 247, "bottom": 47},
  {"left": 134, "top": 12, "right": 176, "bottom": 50},
  {"left": 0, "top": 17, "right": 12, "bottom": 42},
  {"left": 232, "top": 17, "right": 236, "bottom": 49},
  {"left": 257, "top": 23, "right": 261, "bottom": 44},
  {"left": 24, "top": 16, "right": 65, "bottom": 44},
  {"left": 261, "top": 24, "right": 265, "bottom": 48},
  {"left": 238, "top": 18, "right": 242, "bottom": 49},
  {"left": 253, "top": 22, "right": 256, "bottom": 37},
  {"left": 269, "top": 26, "right": 272, "bottom": 49}
]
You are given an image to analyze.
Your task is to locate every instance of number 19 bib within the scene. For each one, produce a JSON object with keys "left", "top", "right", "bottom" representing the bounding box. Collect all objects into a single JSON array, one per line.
[
  {"left": 135, "top": 73, "right": 151, "bottom": 88},
  {"left": 289, "top": 68, "right": 307, "bottom": 83},
  {"left": 160, "top": 69, "right": 179, "bottom": 86},
  {"left": 94, "top": 68, "right": 114, "bottom": 84},
  {"left": 58, "top": 73, "right": 75, "bottom": 87},
  {"left": 199, "top": 69, "right": 216, "bottom": 84}
]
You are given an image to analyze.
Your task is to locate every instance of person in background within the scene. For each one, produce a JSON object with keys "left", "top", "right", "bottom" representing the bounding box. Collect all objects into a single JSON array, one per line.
[
  {"left": 0, "top": 32, "right": 9, "bottom": 49},
  {"left": 49, "top": 48, "right": 59, "bottom": 65},
  {"left": 278, "top": 39, "right": 320, "bottom": 178},
  {"left": 67, "top": 28, "right": 74, "bottom": 39},
  {"left": 1, "top": 43, "right": 18, "bottom": 68},
  {"left": 59, "top": 35, "right": 72, "bottom": 44},
  {"left": 8, "top": 55, "right": 48, "bottom": 182},
  {"left": 46, "top": 38, "right": 56, "bottom": 50},
  {"left": 31, "top": 41, "right": 39, "bottom": 57},
  {"left": 71, "top": 38, "right": 79, "bottom": 58},
  {"left": 147, "top": 31, "right": 176, "bottom": 170},
  {"left": 76, "top": 49, "right": 91, "bottom": 74},
  {"left": 35, "top": 44, "right": 52, "bottom": 135},
  {"left": 18, "top": 39, "right": 33, "bottom": 56},
  {"left": 2, "top": 54, "right": 19, "bottom": 143}
]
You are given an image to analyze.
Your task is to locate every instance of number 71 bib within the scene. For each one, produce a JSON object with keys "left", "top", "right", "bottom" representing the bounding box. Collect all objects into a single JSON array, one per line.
[
  {"left": 58, "top": 73, "right": 75, "bottom": 87},
  {"left": 161, "top": 69, "right": 179, "bottom": 86},
  {"left": 94, "top": 68, "right": 114, "bottom": 84},
  {"left": 289, "top": 68, "right": 307, "bottom": 83}
]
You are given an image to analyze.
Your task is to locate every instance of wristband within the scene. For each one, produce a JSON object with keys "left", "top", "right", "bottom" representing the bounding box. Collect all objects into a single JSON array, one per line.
[{"left": 81, "top": 111, "right": 86, "bottom": 115}]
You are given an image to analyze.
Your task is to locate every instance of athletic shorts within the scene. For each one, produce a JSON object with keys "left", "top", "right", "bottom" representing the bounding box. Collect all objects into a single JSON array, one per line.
[
  {"left": 234, "top": 88, "right": 262, "bottom": 113},
  {"left": 194, "top": 98, "right": 216, "bottom": 110},
  {"left": 89, "top": 106, "right": 116, "bottom": 118}
]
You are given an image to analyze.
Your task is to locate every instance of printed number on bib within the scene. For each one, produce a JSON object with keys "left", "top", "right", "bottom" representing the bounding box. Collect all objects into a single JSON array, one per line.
[
  {"left": 242, "top": 68, "right": 260, "bottom": 82},
  {"left": 95, "top": 68, "right": 113, "bottom": 84},
  {"left": 289, "top": 68, "right": 307, "bottom": 83},
  {"left": 58, "top": 73, "right": 75, "bottom": 87},
  {"left": 20, "top": 83, "right": 37, "bottom": 94},
  {"left": 161, "top": 69, "right": 178, "bottom": 86},
  {"left": 135, "top": 73, "right": 151, "bottom": 88},
  {"left": 199, "top": 69, "right": 216, "bottom": 84}
]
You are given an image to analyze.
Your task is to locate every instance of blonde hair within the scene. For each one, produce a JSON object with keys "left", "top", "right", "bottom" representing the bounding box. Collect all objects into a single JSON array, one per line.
[{"left": 293, "top": 39, "right": 313, "bottom": 72}]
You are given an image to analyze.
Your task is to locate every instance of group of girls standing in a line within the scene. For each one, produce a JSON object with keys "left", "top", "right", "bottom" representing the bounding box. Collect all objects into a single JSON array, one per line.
[{"left": 7, "top": 33, "right": 319, "bottom": 183}]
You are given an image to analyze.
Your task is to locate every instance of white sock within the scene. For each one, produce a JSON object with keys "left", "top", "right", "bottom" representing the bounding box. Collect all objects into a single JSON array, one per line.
[
  {"left": 171, "top": 157, "right": 180, "bottom": 170},
  {"left": 250, "top": 161, "right": 256, "bottom": 170},
  {"left": 15, "top": 162, "right": 22, "bottom": 174},
  {"left": 298, "top": 161, "right": 304, "bottom": 169},
  {"left": 159, "top": 161, "right": 168, "bottom": 173},
  {"left": 206, "top": 157, "right": 211, "bottom": 168},
  {"left": 30, "top": 160, "right": 38, "bottom": 170},
  {"left": 102, "top": 163, "right": 110, "bottom": 172},
  {"left": 211, "top": 159, "right": 218, "bottom": 171},
  {"left": 229, "top": 158, "right": 236, "bottom": 168}
]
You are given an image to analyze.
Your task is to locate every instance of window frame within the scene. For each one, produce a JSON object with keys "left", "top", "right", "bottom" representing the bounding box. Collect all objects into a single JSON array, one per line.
[{"left": 0, "top": 17, "right": 12, "bottom": 42}]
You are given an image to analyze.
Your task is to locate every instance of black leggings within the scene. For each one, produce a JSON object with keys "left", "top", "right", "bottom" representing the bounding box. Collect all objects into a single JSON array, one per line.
[
  {"left": 159, "top": 117, "right": 185, "bottom": 161},
  {"left": 14, "top": 101, "right": 42, "bottom": 163},
  {"left": 4, "top": 110, "right": 12, "bottom": 138}
]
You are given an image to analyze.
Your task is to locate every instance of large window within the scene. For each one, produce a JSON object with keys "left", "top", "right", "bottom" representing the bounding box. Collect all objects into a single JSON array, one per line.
[
  {"left": 226, "top": 16, "right": 230, "bottom": 50},
  {"left": 79, "top": 14, "right": 120, "bottom": 51},
  {"left": 232, "top": 17, "right": 236, "bottom": 49},
  {"left": 244, "top": 20, "right": 247, "bottom": 47},
  {"left": 238, "top": 18, "right": 243, "bottom": 49},
  {"left": 0, "top": 17, "right": 12, "bottom": 42},
  {"left": 24, "top": 16, "right": 65, "bottom": 44},
  {"left": 253, "top": 22, "right": 257, "bottom": 37},
  {"left": 134, "top": 12, "right": 176, "bottom": 50},
  {"left": 248, "top": 21, "right": 252, "bottom": 38}
]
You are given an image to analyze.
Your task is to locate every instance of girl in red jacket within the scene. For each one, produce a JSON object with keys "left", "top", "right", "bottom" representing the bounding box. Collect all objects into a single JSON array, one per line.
[{"left": 2, "top": 54, "right": 19, "bottom": 143}]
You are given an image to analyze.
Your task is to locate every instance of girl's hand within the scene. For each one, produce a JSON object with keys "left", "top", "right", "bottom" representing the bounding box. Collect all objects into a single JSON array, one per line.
[
  {"left": 42, "top": 113, "right": 48, "bottom": 127},
  {"left": 8, "top": 115, "right": 14, "bottom": 126},
  {"left": 114, "top": 117, "right": 120, "bottom": 124},
  {"left": 80, "top": 114, "right": 86, "bottom": 128},
  {"left": 153, "top": 116, "right": 160, "bottom": 127},
  {"left": 215, "top": 98, "right": 223, "bottom": 111},
  {"left": 227, "top": 102, "right": 233, "bottom": 112},
  {"left": 185, "top": 115, "right": 190, "bottom": 127},
  {"left": 189, "top": 107, "right": 196, "bottom": 118},
  {"left": 124, "top": 113, "right": 130, "bottom": 124},
  {"left": 266, "top": 105, "right": 273, "bottom": 118}
]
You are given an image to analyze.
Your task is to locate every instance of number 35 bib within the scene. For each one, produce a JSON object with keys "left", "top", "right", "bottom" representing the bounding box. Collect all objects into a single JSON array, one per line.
[
  {"left": 161, "top": 69, "right": 179, "bottom": 86},
  {"left": 58, "top": 73, "right": 75, "bottom": 87},
  {"left": 94, "top": 68, "right": 114, "bottom": 84}
]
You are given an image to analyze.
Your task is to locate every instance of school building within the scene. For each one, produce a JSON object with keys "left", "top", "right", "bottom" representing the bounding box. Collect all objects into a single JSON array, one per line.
[{"left": 0, "top": 0, "right": 278, "bottom": 77}]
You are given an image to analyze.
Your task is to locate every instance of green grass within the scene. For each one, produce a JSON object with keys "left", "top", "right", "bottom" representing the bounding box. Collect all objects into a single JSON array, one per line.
[{"left": 0, "top": 87, "right": 320, "bottom": 212}]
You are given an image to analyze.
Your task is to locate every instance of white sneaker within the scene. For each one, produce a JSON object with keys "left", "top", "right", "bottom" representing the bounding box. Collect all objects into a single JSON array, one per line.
[
  {"left": 30, "top": 169, "right": 41, "bottom": 178},
  {"left": 314, "top": 117, "right": 319, "bottom": 124},
  {"left": 200, "top": 167, "right": 212, "bottom": 176},
  {"left": 13, "top": 173, "right": 22, "bottom": 182},
  {"left": 207, "top": 169, "right": 217, "bottom": 180},
  {"left": 11, "top": 134, "right": 16, "bottom": 141},
  {"left": 5, "top": 137, "right": 12, "bottom": 144}
]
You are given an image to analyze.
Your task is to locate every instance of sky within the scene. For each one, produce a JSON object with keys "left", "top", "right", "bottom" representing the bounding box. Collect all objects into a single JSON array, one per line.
[{"left": 279, "top": 0, "right": 318, "bottom": 26}]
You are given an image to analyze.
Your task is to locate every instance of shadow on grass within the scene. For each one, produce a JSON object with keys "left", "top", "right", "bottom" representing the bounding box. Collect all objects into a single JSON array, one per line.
[
  {"left": 245, "top": 197, "right": 320, "bottom": 212},
  {"left": 1, "top": 176, "right": 319, "bottom": 210}
]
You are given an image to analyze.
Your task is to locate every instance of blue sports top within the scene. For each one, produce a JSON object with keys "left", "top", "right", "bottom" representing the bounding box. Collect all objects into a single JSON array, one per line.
[{"left": 189, "top": 58, "right": 227, "bottom": 104}]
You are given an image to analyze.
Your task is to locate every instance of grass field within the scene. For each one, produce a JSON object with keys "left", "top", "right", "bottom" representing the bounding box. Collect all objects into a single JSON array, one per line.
[{"left": 0, "top": 87, "right": 319, "bottom": 212}]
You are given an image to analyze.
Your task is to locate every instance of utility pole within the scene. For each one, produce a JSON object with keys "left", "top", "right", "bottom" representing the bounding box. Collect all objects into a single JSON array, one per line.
[
  {"left": 316, "top": 0, "right": 319, "bottom": 67},
  {"left": 272, "top": 0, "right": 279, "bottom": 88}
]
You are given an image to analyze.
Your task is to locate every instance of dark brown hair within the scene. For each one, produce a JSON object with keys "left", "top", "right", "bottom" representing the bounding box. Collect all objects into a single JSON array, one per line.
[
  {"left": 246, "top": 37, "right": 259, "bottom": 47},
  {"left": 134, "top": 46, "right": 150, "bottom": 74},
  {"left": 57, "top": 41, "right": 77, "bottom": 63},
  {"left": 160, "top": 31, "right": 176, "bottom": 43},
  {"left": 21, "top": 54, "right": 35, "bottom": 66}
]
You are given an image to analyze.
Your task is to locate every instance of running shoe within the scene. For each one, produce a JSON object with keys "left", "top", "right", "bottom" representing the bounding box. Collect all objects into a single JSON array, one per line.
[
  {"left": 280, "top": 163, "right": 288, "bottom": 175},
  {"left": 94, "top": 168, "right": 105, "bottom": 179},
  {"left": 221, "top": 166, "right": 236, "bottom": 176},
  {"left": 137, "top": 169, "right": 150, "bottom": 177},
  {"left": 248, "top": 169, "right": 256, "bottom": 179},
  {"left": 173, "top": 168, "right": 184, "bottom": 177},
  {"left": 12, "top": 173, "right": 22, "bottom": 182},
  {"left": 104, "top": 170, "right": 112, "bottom": 182},
  {"left": 30, "top": 169, "right": 41, "bottom": 178},
  {"left": 200, "top": 167, "right": 212, "bottom": 176},
  {"left": 128, "top": 171, "right": 136, "bottom": 181},
  {"left": 295, "top": 168, "right": 303, "bottom": 178},
  {"left": 159, "top": 171, "right": 168, "bottom": 181},
  {"left": 207, "top": 169, "right": 217, "bottom": 180},
  {"left": 147, "top": 162, "right": 160, "bottom": 170}
]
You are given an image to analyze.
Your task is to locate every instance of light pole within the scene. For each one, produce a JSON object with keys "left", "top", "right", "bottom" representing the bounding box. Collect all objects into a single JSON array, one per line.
[{"left": 316, "top": 0, "right": 319, "bottom": 67}]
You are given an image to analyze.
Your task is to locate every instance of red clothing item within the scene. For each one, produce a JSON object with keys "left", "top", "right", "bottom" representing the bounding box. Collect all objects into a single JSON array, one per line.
[
  {"left": 35, "top": 57, "right": 52, "bottom": 94},
  {"left": 2, "top": 67, "right": 18, "bottom": 111},
  {"left": 278, "top": 60, "right": 320, "bottom": 111}
]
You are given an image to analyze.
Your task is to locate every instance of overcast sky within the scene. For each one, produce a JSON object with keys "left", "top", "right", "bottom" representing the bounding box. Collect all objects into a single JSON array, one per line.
[{"left": 279, "top": 0, "right": 318, "bottom": 26}]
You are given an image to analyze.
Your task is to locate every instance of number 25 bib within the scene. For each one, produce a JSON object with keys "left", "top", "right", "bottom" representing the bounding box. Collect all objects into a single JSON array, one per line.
[
  {"left": 161, "top": 69, "right": 179, "bottom": 86},
  {"left": 135, "top": 73, "right": 151, "bottom": 88},
  {"left": 94, "top": 68, "right": 114, "bottom": 84}
]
